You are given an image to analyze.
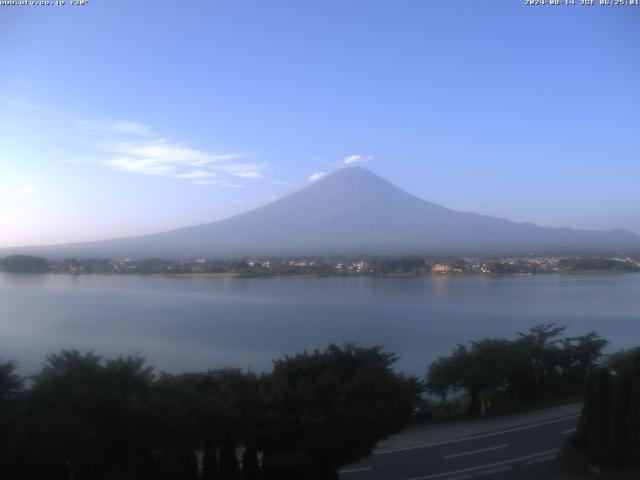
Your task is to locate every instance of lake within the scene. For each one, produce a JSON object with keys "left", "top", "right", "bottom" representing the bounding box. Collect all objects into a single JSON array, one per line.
[{"left": 1, "top": 273, "right": 639, "bottom": 377}]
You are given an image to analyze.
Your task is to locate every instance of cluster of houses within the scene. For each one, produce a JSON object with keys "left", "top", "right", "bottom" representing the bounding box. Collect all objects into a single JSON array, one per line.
[{"left": 43, "top": 255, "right": 640, "bottom": 276}]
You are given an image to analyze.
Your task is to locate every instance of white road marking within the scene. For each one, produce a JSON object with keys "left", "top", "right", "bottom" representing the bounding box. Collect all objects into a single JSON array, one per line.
[
  {"left": 339, "top": 466, "right": 373, "bottom": 474},
  {"left": 404, "top": 449, "right": 560, "bottom": 480},
  {"left": 443, "top": 444, "right": 508, "bottom": 459},
  {"left": 443, "top": 465, "right": 515, "bottom": 480},
  {"left": 523, "top": 454, "right": 558, "bottom": 466},
  {"left": 375, "top": 414, "right": 579, "bottom": 454},
  {"left": 562, "top": 428, "right": 576, "bottom": 434}
]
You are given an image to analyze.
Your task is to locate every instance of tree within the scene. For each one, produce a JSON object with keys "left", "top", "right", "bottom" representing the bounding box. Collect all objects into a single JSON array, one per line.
[
  {"left": 627, "top": 382, "right": 640, "bottom": 467},
  {"left": 559, "top": 332, "right": 609, "bottom": 394},
  {"left": 608, "top": 347, "right": 640, "bottom": 377},
  {"left": 428, "top": 325, "right": 608, "bottom": 415},
  {"left": 0, "top": 360, "right": 22, "bottom": 404},
  {"left": 202, "top": 438, "right": 219, "bottom": 479},
  {"left": 568, "top": 347, "right": 640, "bottom": 471},
  {"left": 261, "top": 344, "right": 421, "bottom": 478},
  {"left": 574, "top": 367, "right": 597, "bottom": 445},
  {"left": 241, "top": 444, "right": 260, "bottom": 480},
  {"left": 427, "top": 344, "right": 469, "bottom": 401},
  {"left": 25, "top": 350, "right": 155, "bottom": 480},
  {"left": 514, "top": 324, "right": 568, "bottom": 399},
  {"left": 148, "top": 373, "right": 202, "bottom": 480},
  {"left": 428, "top": 339, "right": 518, "bottom": 414},
  {"left": 1, "top": 345, "right": 422, "bottom": 479},
  {"left": 605, "top": 371, "right": 633, "bottom": 466},
  {"left": 0, "top": 255, "right": 49, "bottom": 273},
  {"left": 585, "top": 368, "right": 611, "bottom": 465},
  {"left": 0, "top": 361, "right": 23, "bottom": 478},
  {"left": 608, "top": 347, "right": 640, "bottom": 467},
  {"left": 218, "top": 439, "right": 241, "bottom": 480}
]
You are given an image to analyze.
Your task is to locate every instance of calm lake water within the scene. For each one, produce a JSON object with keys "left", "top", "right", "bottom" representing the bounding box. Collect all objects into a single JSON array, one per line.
[{"left": 1, "top": 273, "right": 639, "bottom": 377}]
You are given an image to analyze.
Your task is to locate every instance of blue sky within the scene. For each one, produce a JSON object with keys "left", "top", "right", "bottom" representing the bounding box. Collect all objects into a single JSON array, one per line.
[{"left": 1, "top": 1, "right": 639, "bottom": 247}]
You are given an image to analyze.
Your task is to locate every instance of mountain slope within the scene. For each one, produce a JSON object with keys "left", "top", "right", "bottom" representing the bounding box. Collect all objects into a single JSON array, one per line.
[{"left": 5, "top": 167, "right": 640, "bottom": 258}]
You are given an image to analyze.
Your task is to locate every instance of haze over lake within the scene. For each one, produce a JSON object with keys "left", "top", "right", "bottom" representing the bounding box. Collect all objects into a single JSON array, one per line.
[{"left": 2, "top": 273, "right": 639, "bottom": 377}]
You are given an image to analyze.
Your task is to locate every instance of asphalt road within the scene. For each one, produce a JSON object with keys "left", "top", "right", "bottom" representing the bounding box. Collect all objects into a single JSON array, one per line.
[{"left": 339, "top": 413, "right": 581, "bottom": 480}]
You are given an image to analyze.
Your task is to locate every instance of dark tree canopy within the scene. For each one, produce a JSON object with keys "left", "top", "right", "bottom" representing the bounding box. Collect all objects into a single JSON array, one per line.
[
  {"left": 428, "top": 324, "right": 608, "bottom": 414},
  {"left": 0, "top": 255, "right": 49, "bottom": 273},
  {"left": 607, "top": 346, "right": 640, "bottom": 377},
  {"left": 0, "top": 361, "right": 22, "bottom": 402},
  {"left": 568, "top": 348, "right": 640, "bottom": 472},
  {"left": 0, "top": 345, "right": 420, "bottom": 480},
  {"left": 261, "top": 344, "right": 422, "bottom": 478}
]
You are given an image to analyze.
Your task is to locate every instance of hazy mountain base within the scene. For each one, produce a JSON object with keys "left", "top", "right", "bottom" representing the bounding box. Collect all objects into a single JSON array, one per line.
[{"left": 4, "top": 168, "right": 640, "bottom": 260}]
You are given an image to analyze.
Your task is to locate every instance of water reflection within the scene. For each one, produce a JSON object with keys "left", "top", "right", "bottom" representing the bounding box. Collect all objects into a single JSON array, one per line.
[{"left": 1, "top": 273, "right": 639, "bottom": 376}]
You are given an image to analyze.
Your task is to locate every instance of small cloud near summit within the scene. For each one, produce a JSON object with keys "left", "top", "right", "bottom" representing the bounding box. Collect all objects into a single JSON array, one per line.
[
  {"left": 308, "top": 171, "right": 327, "bottom": 183},
  {"left": 343, "top": 154, "right": 373, "bottom": 165},
  {"left": 234, "top": 170, "right": 263, "bottom": 179}
]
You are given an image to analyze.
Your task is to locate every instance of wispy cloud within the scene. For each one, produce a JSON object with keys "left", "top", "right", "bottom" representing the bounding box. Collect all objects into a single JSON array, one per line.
[
  {"left": 308, "top": 171, "right": 327, "bottom": 183},
  {"left": 233, "top": 170, "right": 263, "bottom": 179},
  {"left": 106, "top": 156, "right": 175, "bottom": 176},
  {"left": 78, "top": 119, "right": 155, "bottom": 136},
  {"left": 193, "top": 179, "right": 243, "bottom": 188},
  {"left": 174, "top": 170, "right": 217, "bottom": 180},
  {"left": 110, "top": 140, "right": 242, "bottom": 165},
  {"left": 212, "top": 162, "right": 267, "bottom": 178},
  {"left": 343, "top": 154, "right": 373, "bottom": 165},
  {"left": 102, "top": 139, "right": 260, "bottom": 184},
  {"left": 0, "top": 97, "right": 66, "bottom": 117},
  {"left": 106, "top": 121, "right": 155, "bottom": 136},
  {"left": 4, "top": 98, "right": 266, "bottom": 186},
  {"left": 1, "top": 98, "right": 152, "bottom": 139}
]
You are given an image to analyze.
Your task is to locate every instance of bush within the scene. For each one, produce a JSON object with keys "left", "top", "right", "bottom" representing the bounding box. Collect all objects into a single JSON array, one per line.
[{"left": 0, "top": 344, "right": 420, "bottom": 480}]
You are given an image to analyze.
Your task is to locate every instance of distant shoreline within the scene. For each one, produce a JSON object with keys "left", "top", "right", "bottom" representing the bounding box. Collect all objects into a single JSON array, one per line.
[
  {"left": 5, "top": 270, "right": 637, "bottom": 280},
  {"left": 3, "top": 253, "right": 639, "bottom": 278},
  {"left": 162, "top": 271, "right": 640, "bottom": 280}
]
